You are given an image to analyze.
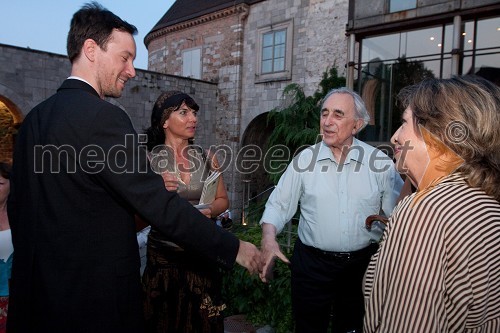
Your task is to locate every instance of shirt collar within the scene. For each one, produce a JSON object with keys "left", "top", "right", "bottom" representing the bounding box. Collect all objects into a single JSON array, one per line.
[
  {"left": 317, "top": 138, "right": 365, "bottom": 164},
  {"left": 67, "top": 76, "right": 93, "bottom": 87}
]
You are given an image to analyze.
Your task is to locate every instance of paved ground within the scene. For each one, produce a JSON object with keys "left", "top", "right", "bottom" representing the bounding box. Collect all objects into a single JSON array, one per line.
[{"left": 224, "top": 315, "right": 275, "bottom": 333}]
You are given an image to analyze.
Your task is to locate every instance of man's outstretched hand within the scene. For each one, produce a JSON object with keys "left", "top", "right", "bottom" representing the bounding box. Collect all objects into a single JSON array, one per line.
[
  {"left": 235, "top": 240, "right": 261, "bottom": 275},
  {"left": 259, "top": 223, "right": 290, "bottom": 283}
]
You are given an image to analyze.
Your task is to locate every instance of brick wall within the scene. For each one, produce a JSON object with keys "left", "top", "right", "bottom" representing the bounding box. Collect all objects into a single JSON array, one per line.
[
  {"left": 241, "top": 0, "right": 348, "bottom": 129},
  {"left": 148, "top": 13, "right": 243, "bottom": 84},
  {"left": 0, "top": 44, "right": 218, "bottom": 147}
]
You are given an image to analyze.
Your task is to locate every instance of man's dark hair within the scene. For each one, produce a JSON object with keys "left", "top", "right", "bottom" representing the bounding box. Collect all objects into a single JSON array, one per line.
[{"left": 67, "top": 1, "right": 138, "bottom": 63}]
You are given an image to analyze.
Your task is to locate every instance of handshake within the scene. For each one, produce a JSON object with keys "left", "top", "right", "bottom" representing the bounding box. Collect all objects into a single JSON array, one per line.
[{"left": 235, "top": 223, "right": 290, "bottom": 283}]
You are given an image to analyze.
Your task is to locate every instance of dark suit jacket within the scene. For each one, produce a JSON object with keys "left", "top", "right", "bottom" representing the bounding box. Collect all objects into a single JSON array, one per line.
[{"left": 6, "top": 79, "right": 240, "bottom": 333}]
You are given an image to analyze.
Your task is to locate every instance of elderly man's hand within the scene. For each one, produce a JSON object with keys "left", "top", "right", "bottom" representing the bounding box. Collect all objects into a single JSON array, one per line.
[{"left": 259, "top": 235, "right": 290, "bottom": 283}]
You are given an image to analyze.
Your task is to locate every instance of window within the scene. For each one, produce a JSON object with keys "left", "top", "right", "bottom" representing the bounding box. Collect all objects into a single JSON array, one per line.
[
  {"left": 256, "top": 20, "right": 293, "bottom": 82},
  {"left": 182, "top": 48, "right": 201, "bottom": 79},
  {"left": 356, "top": 16, "right": 500, "bottom": 143},
  {"left": 389, "top": 0, "right": 416, "bottom": 13},
  {"left": 262, "top": 30, "right": 286, "bottom": 73}
]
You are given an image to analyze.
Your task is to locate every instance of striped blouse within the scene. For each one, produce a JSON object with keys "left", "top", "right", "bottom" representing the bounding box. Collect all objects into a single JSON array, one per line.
[{"left": 363, "top": 174, "right": 500, "bottom": 333}]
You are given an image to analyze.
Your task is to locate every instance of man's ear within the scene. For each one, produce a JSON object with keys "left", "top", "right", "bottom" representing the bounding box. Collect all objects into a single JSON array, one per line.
[
  {"left": 352, "top": 118, "right": 364, "bottom": 134},
  {"left": 82, "top": 39, "right": 97, "bottom": 62}
]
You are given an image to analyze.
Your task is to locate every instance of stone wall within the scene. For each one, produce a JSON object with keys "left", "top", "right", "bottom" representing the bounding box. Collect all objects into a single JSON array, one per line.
[
  {"left": 241, "top": 0, "right": 348, "bottom": 132},
  {"left": 0, "top": 43, "right": 219, "bottom": 146},
  {"left": 148, "top": 9, "right": 245, "bottom": 84}
]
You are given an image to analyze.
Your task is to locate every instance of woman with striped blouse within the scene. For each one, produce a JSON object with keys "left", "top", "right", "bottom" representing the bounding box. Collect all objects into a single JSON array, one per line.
[{"left": 363, "top": 75, "right": 500, "bottom": 333}]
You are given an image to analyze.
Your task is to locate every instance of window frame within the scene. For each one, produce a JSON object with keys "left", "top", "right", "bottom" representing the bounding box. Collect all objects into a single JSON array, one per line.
[
  {"left": 255, "top": 20, "right": 293, "bottom": 83},
  {"left": 182, "top": 47, "right": 202, "bottom": 79},
  {"left": 389, "top": 0, "right": 417, "bottom": 13},
  {"left": 355, "top": 15, "right": 500, "bottom": 143}
]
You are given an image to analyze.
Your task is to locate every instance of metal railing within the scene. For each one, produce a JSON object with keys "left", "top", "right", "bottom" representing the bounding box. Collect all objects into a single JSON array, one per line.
[{"left": 239, "top": 183, "right": 298, "bottom": 253}]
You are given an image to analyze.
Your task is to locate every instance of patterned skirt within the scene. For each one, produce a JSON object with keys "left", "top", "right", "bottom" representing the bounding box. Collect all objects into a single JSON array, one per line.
[
  {"left": 142, "top": 245, "right": 225, "bottom": 333},
  {"left": 0, "top": 296, "right": 8, "bottom": 333}
]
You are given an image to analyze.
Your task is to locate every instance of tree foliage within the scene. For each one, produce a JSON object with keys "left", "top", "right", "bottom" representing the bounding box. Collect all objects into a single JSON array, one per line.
[{"left": 222, "top": 222, "right": 297, "bottom": 333}]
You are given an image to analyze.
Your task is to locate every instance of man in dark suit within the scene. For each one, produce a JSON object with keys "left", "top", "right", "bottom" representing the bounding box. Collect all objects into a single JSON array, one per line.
[{"left": 6, "top": 3, "right": 260, "bottom": 333}]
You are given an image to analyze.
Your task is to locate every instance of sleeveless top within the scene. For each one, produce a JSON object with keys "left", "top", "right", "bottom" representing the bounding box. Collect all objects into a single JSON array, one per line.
[
  {"left": 0, "top": 229, "right": 13, "bottom": 296},
  {"left": 148, "top": 145, "right": 211, "bottom": 250}
]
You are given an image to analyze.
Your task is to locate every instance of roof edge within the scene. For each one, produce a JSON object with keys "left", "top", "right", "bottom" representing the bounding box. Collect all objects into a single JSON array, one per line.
[{"left": 144, "top": 3, "right": 249, "bottom": 47}]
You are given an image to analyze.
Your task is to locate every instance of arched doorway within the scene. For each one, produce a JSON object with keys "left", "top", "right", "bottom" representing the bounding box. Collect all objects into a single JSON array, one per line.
[
  {"left": 0, "top": 96, "right": 23, "bottom": 162},
  {"left": 240, "top": 112, "right": 275, "bottom": 208}
]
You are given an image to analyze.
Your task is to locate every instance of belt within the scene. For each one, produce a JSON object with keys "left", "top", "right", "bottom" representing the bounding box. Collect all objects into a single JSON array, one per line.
[{"left": 302, "top": 241, "right": 378, "bottom": 260}]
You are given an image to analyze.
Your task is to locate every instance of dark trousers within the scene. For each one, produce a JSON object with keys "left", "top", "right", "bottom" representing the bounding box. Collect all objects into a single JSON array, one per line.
[{"left": 291, "top": 239, "right": 377, "bottom": 333}]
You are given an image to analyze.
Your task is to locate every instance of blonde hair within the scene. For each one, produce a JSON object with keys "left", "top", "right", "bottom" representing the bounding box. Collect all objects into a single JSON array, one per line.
[{"left": 398, "top": 75, "right": 500, "bottom": 201}]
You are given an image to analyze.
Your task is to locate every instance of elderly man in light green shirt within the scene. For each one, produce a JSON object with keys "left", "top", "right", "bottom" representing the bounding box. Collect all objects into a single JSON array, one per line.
[{"left": 259, "top": 87, "right": 403, "bottom": 333}]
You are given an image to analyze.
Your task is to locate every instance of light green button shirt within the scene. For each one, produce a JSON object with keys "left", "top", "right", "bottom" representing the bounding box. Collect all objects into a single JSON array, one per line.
[{"left": 260, "top": 139, "right": 403, "bottom": 252}]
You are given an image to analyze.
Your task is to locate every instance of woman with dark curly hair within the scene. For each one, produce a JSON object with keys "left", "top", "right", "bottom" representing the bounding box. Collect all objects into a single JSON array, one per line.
[
  {"left": 142, "top": 91, "right": 229, "bottom": 333},
  {"left": 363, "top": 75, "right": 500, "bottom": 332}
]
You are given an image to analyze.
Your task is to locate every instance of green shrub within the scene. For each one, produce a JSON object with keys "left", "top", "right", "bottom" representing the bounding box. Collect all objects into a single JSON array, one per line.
[{"left": 222, "top": 223, "right": 298, "bottom": 333}]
